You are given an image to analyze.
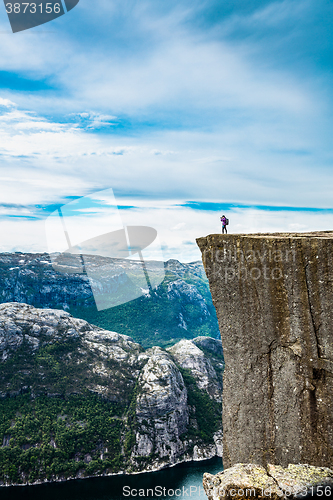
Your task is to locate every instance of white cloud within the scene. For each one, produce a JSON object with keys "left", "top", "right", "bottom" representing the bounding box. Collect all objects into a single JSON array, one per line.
[
  {"left": 0, "top": 99, "right": 332, "bottom": 212},
  {"left": 75, "top": 112, "right": 117, "bottom": 129},
  {"left": 0, "top": 0, "right": 331, "bottom": 260},
  {"left": 0, "top": 0, "right": 320, "bottom": 120},
  {"left": 0, "top": 101, "right": 77, "bottom": 136},
  {"left": 171, "top": 222, "right": 186, "bottom": 230},
  {"left": 0, "top": 98, "right": 15, "bottom": 107},
  {"left": 1, "top": 204, "right": 332, "bottom": 262}
]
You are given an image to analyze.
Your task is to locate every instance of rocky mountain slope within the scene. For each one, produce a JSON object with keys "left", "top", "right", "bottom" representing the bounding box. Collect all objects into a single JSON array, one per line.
[
  {"left": 0, "top": 253, "right": 220, "bottom": 348},
  {"left": 0, "top": 302, "right": 224, "bottom": 486}
]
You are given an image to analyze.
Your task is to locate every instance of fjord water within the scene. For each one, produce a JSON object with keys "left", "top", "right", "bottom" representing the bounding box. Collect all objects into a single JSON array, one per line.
[{"left": 2, "top": 457, "right": 222, "bottom": 500}]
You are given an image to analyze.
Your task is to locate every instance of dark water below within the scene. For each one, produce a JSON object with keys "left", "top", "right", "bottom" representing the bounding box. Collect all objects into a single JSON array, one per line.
[{"left": 1, "top": 457, "right": 223, "bottom": 500}]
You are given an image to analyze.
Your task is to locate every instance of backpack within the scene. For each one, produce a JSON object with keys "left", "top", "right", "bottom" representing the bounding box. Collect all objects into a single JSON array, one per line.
[{"left": 226, "top": 218, "right": 229, "bottom": 225}]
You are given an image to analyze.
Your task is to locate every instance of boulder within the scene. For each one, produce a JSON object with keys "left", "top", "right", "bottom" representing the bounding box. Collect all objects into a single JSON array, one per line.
[{"left": 203, "top": 463, "right": 333, "bottom": 499}]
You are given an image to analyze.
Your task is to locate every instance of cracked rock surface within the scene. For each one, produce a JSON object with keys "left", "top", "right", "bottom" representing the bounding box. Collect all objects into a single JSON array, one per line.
[
  {"left": 197, "top": 232, "right": 333, "bottom": 468},
  {"left": 203, "top": 463, "right": 333, "bottom": 500}
]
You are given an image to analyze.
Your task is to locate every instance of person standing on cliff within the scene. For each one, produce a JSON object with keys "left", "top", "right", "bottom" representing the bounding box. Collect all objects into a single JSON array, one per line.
[{"left": 221, "top": 215, "right": 227, "bottom": 234}]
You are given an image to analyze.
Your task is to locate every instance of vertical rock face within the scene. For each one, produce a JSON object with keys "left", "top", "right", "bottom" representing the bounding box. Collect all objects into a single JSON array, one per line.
[
  {"left": 167, "top": 338, "right": 223, "bottom": 402},
  {"left": 134, "top": 347, "right": 189, "bottom": 462},
  {"left": 197, "top": 232, "right": 333, "bottom": 469}
]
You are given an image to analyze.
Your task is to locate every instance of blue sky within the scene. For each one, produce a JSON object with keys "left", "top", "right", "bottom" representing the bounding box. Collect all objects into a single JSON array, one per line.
[{"left": 0, "top": 0, "right": 332, "bottom": 260}]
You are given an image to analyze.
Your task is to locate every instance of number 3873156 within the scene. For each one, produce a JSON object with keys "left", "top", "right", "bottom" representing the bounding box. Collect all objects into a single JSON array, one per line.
[{"left": 5, "top": 3, "right": 61, "bottom": 14}]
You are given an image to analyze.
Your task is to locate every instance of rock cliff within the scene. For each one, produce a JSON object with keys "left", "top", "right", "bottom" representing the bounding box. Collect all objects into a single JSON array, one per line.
[
  {"left": 203, "top": 463, "right": 333, "bottom": 500},
  {"left": 197, "top": 232, "right": 333, "bottom": 469},
  {"left": 0, "top": 302, "right": 223, "bottom": 485}
]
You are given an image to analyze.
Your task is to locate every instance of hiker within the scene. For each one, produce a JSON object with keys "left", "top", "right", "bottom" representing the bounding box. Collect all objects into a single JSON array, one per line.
[{"left": 221, "top": 215, "right": 227, "bottom": 234}]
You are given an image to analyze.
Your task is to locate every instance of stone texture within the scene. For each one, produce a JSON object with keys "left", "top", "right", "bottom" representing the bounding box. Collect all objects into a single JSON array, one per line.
[
  {"left": 203, "top": 463, "right": 333, "bottom": 500},
  {"left": 133, "top": 347, "right": 189, "bottom": 468},
  {"left": 267, "top": 463, "right": 333, "bottom": 496},
  {"left": 0, "top": 302, "right": 223, "bottom": 475},
  {"left": 203, "top": 463, "right": 282, "bottom": 500},
  {"left": 167, "top": 338, "right": 223, "bottom": 402},
  {"left": 197, "top": 232, "right": 333, "bottom": 469}
]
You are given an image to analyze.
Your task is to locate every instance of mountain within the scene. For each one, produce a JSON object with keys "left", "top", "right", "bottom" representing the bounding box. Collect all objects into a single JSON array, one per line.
[
  {"left": 0, "top": 303, "right": 223, "bottom": 486},
  {"left": 0, "top": 253, "right": 220, "bottom": 349}
]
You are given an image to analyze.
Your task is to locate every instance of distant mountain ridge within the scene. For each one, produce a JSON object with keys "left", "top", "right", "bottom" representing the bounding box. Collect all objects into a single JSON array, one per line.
[{"left": 0, "top": 253, "right": 220, "bottom": 348}]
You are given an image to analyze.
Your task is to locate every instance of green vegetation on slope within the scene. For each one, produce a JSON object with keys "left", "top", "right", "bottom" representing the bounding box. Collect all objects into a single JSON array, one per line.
[
  {"left": 179, "top": 368, "right": 222, "bottom": 442},
  {"left": 0, "top": 393, "right": 128, "bottom": 484},
  {"left": 0, "top": 368, "right": 222, "bottom": 485},
  {"left": 0, "top": 280, "right": 223, "bottom": 485},
  {"left": 2, "top": 339, "right": 89, "bottom": 396},
  {"left": 0, "top": 255, "right": 220, "bottom": 350},
  {"left": 72, "top": 272, "right": 219, "bottom": 349}
]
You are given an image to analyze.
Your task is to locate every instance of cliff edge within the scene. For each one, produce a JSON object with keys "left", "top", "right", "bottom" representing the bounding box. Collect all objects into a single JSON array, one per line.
[{"left": 197, "top": 232, "right": 333, "bottom": 469}]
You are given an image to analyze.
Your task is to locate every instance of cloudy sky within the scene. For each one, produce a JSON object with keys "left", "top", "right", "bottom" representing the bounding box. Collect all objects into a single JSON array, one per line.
[{"left": 0, "top": 0, "right": 332, "bottom": 261}]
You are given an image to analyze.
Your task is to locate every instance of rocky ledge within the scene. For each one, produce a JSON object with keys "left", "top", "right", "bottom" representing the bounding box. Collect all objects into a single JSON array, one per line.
[
  {"left": 197, "top": 232, "right": 333, "bottom": 468},
  {"left": 0, "top": 302, "right": 223, "bottom": 486},
  {"left": 203, "top": 463, "right": 333, "bottom": 500}
]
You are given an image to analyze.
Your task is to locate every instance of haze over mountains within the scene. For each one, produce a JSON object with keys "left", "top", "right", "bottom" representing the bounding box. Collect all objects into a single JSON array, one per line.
[{"left": 0, "top": 253, "right": 220, "bottom": 348}]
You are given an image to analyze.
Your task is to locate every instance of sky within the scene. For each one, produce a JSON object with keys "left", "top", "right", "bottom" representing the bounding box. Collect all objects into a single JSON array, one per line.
[{"left": 0, "top": 0, "right": 332, "bottom": 262}]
